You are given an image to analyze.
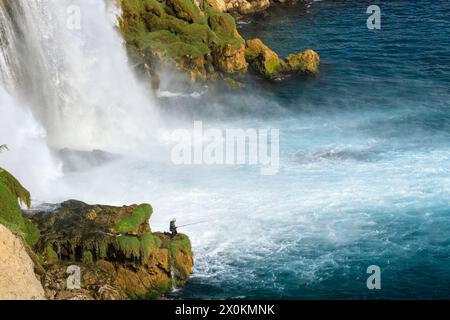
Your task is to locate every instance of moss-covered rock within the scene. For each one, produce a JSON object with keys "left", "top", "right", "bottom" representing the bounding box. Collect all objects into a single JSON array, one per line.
[
  {"left": 114, "top": 203, "right": 153, "bottom": 234},
  {"left": 28, "top": 200, "right": 193, "bottom": 300},
  {"left": 166, "top": 0, "right": 206, "bottom": 24},
  {"left": 119, "top": 0, "right": 319, "bottom": 84},
  {"left": 245, "top": 39, "right": 321, "bottom": 79},
  {"left": 167, "top": 234, "right": 193, "bottom": 282},
  {"left": 119, "top": 0, "right": 247, "bottom": 82},
  {"left": 42, "top": 244, "right": 58, "bottom": 265},
  {"left": 0, "top": 167, "right": 39, "bottom": 246},
  {"left": 285, "top": 49, "right": 320, "bottom": 75},
  {"left": 245, "top": 38, "right": 285, "bottom": 79}
]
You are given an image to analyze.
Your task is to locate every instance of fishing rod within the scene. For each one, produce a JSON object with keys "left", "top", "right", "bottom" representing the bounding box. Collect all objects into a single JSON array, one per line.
[{"left": 177, "top": 221, "right": 209, "bottom": 228}]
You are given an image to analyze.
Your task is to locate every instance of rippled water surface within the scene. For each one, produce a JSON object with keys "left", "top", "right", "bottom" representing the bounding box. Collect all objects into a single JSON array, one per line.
[{"left": 160, "top": 0, "right": 450, "bottom": 299}]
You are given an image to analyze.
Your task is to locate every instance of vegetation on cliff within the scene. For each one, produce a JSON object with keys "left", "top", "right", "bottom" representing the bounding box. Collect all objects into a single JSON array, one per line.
[
  {"left": 0, "top": 167, "right": 40, "bottom": 246},
  {"left": 0, "top": 160, "right": 193, "bottom": 300},
  {"left": 28, "top": 200, "right": 193, "bottom": 299},
  {"left": 119, "top": 0, "right": 247, "bottom": 82},
  {"left": 119, "top": 0, "right": 319, "bottom": 84},
  {"left": 114, "top": 203, "right": 153, "bottom": 234},
  {"left": 0, "top": 167, "right": 193, "bottom": 300}
]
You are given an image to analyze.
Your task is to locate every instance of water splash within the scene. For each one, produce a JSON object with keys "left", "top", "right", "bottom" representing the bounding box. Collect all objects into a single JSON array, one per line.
[
  {"left": 0, "top": 87, "right": 61, "bottom": 200},
  {"left": 0, "top": 0, "right": 160, "bottom": 151},
  {"left": 170, "top": 263, "right": 177, "bottom": 291}
]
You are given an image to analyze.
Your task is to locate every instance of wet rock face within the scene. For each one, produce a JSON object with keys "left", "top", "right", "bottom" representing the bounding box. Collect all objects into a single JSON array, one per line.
[{"left": 28, "top": 200, "right": 193, "bottom": 300}]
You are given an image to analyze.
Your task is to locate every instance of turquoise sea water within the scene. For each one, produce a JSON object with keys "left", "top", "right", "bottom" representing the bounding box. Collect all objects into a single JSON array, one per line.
[{"left": 161, "top": 0, "right": 450, "bottom": 299}]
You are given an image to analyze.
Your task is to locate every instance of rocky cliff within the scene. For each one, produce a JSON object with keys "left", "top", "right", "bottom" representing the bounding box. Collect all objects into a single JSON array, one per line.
[
  {"left": 0, "top": 168, "right": 45, "bottom": 299},
  {"left": 0, "top": 224, "right": 45, "bottom": 300},
  {"left": 28, "top": 200, "right": 193, "bottom": 300},
  {"left": 119, "top": 0, "right": 319, "bottom": 85},
  {"left": 0, "top": 167, "right": 193, "bottom": 300}
]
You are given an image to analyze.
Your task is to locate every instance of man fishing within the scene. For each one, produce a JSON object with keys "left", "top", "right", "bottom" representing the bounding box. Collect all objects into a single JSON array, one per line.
[
  {"left": 170, "top": 218, "right": 178, "bottom": 237},
  {"left": 170, "top": 219, "right": 208, "bottom": 237}
]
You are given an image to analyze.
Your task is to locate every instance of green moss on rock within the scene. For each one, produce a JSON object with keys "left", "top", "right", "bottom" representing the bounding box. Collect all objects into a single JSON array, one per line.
[
  {"left": 23, "top": 218, "right": 40, "bottom": 247},
  {"left": 82, "top": 250, "right": 94, "bottom": 265},
  {"left": 0, "top": 168, "right": 31, "bottom": 208},
  {"left": 43, "top": 245, "right": 58, "bottom": 265},
  {"left": 30, "top": 200, "right": 194, "bottom": 299},
  {"left": 167, "top": 234, "right": 191, "bottom": 258},
  {"left": 285, "top": 49, "right": 320, "bottom": 75},
  {"left": 120, "top": 0, "right": 247, "bottom": 80},
  {"left": 245, "top": 38, "right": 285, "bottom": 79},
  {"left": 166, "top": 0, "right": 206, "bottom": 24},
  {"left": 115, "top": 236, "right": 141, "bottom": 259},
  {"left": 140, "top": 232, "right": 162, "bottom": 262},
  {"left": 166, "top": 234, "right": 193, "bottom": 281},
  {"left": 115, "top": 204, "right": 153, "bottom": 234},
  {"left": 0, "top": 167, "right": 40, "bottom": 246}
]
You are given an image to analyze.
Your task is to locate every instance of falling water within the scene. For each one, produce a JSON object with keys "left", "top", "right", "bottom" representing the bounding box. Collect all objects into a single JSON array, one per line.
[
  {"left": 0, "top": 0, "right": 160, "bottom": 151},
  {"left": 0, "top": 1, "right": 20, "bottom": 92},
  {"left": 170, "top": 262, "right": 177, "bottom": 291},
  {"left": 0, "top": 0, "right": 166, "bottom": 199}
]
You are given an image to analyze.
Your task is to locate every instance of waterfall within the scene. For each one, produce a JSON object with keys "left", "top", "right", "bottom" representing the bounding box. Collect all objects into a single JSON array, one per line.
[
  {"left": 170, "top": 262, "right": 177, "bottom": 291},
  {"left": 0, "top": 0, "right": 159, "bottom": 151},
  {"left": 0, "top": 0, "right": 20, "bottom": 92}
]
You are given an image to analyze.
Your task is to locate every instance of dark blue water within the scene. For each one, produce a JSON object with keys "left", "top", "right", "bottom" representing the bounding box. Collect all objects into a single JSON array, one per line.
[{"left": 157, "top": 0, "right": 450, "bottom": 300}]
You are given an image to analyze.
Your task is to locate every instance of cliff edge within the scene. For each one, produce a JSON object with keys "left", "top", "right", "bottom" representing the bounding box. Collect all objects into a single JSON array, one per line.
[
  {"left": 0, "top": 167, "right": 193, "bottom": 300},
  {"left": 28, "top": 200, "right": 193, "bottom": 300},
  {"left": 0, "top": 224, "right": 45, "bottom": 300}
]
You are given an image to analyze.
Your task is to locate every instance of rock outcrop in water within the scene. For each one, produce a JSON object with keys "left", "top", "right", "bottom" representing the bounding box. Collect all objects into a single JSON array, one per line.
[
  {"left": 245, "top": 39, "right": 320, "bottom": 79},
  {"left": 28, "top": 200, "right": 193, "bottom": 300},
  {"left": 119, "top": 0, "right": 319, "bottom": 85},
  {"left": 0, "top": 167, "right": 193, "bottom": 300}
]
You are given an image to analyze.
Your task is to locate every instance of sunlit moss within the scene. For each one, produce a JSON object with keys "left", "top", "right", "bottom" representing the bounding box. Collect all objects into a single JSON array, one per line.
[
  {"left": 115, "top": 236, "right": 141, "bottom": 259},
  {"left": 119, "top": 0, "right": 247, "bottom": 79},
  {"left": 0, "top": 167, "right": 40, "bottom": 246},
  {"left": 140, "top": 232, "right": 162, "bottom": 262},
  {"left": 115, "top": 204, "right": 153, "bottom": 234}
]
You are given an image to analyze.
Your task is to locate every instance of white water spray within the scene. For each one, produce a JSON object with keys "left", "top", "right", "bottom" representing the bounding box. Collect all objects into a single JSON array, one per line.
[
  {"left": 1, "top": 0, "right": 159, "bottom": 151},
  {"left": 0, "top": 87, "right": 61, "bottom": 200}
]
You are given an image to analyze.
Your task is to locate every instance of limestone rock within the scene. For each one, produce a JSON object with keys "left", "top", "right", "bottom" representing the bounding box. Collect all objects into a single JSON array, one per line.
[
  {"left": 213, "top": 42, "right": 248, "bottom": 73},
  {"left": 245, "top": 38, "right": 285, "bottom": 78},
  {"left": 0, "top": 224, "right": 45, "bottom": 300},
  {"left": 224, "top": 0, "right": 270, "bottom": 16},
  {"left": 285, "top": 49, "right": 320, "bottom": 75}
]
